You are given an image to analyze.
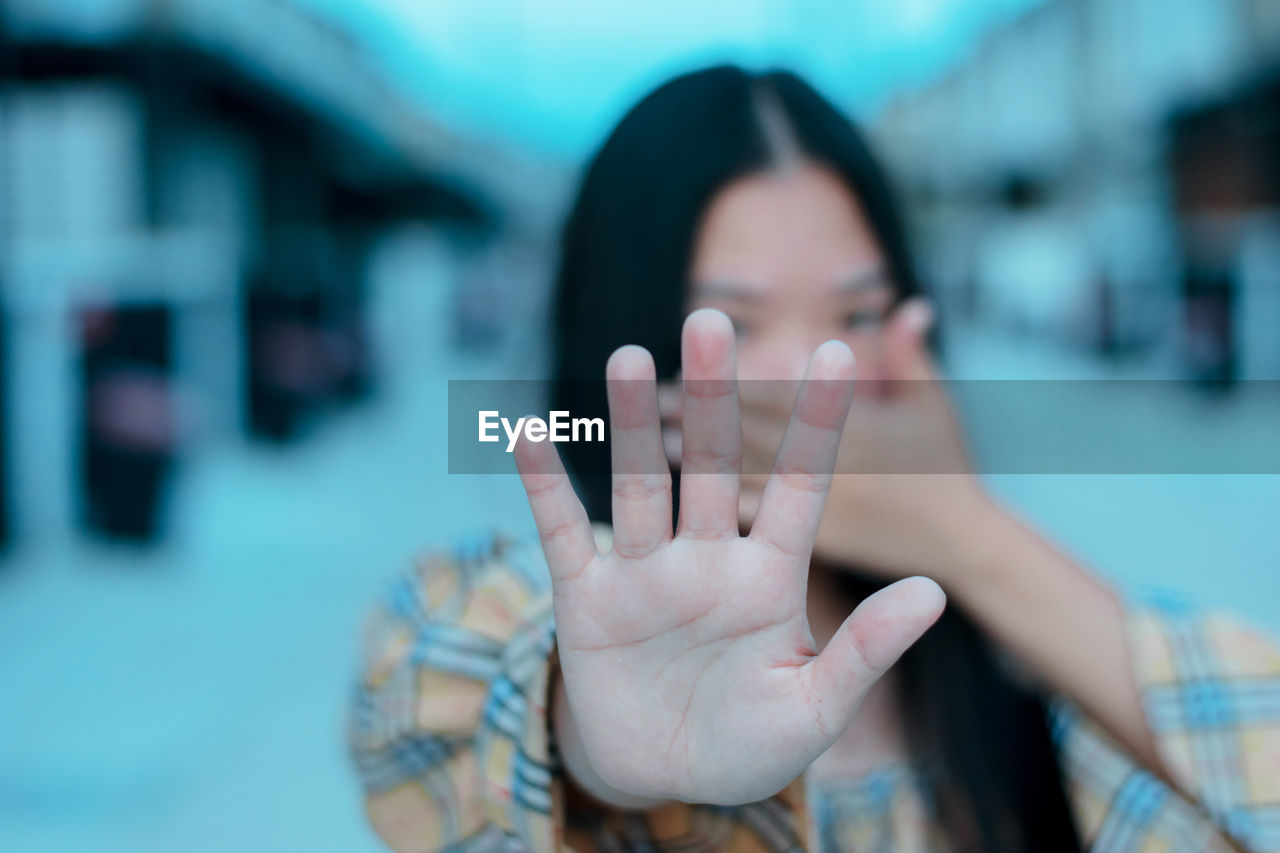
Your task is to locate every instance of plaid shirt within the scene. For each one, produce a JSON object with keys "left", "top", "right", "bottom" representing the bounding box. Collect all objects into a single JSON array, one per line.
[{"left": 349, "top": 528, "right": 1280, "bottom": 852}]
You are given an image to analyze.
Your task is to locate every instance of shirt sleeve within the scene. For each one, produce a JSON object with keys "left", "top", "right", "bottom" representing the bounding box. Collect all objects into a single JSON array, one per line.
[
  {"left": 348, "top": 530, "right": 564, "bottom": 853},
  {"left": 1126, "top": 595, "right": 1280, "bottom": 849},
  {"left": 1052, "top": 595, "right": 1280, "bottom": 851}
]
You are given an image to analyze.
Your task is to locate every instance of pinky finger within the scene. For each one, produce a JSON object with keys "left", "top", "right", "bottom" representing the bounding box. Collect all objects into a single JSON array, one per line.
[{"left": 513, "top": 433, "right": 598, "bottom": 583}]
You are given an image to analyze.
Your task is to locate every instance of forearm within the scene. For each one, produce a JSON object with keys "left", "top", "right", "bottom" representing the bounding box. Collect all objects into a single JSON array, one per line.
[
  {"left": 937, "top": 491, "right": 1164, "bottom": 775},
  {"left": 551, "top": 670, "right": 671, "bottom": 811}
]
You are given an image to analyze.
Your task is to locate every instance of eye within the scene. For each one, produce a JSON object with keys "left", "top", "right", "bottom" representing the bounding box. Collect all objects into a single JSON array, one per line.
[{"left": 841, "top": 309, "right": 884, "bottom": 332}]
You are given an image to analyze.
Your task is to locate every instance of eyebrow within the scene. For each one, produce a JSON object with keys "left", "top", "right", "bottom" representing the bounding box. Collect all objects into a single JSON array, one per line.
[
  {"left": 836, "top": 267, "right": 891, "bottom": 293},
  {"left": 691, "top": 281, "right": 762, "bottom": 302}
]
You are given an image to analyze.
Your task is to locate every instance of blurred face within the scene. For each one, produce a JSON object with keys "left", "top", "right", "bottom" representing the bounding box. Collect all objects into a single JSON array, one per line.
[{"left": 687, "top": 164, "right": 895, "bottom": 381}]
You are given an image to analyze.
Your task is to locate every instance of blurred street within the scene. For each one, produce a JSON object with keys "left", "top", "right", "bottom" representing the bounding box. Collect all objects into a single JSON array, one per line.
[{"left": 0, "top": 261, "right": 534, "bottom": 853}]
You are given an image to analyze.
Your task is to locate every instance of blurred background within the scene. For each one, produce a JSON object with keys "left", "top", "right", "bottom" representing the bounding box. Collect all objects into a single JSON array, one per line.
[{"left": 2, "top": 0, "right": 1279, "bottom": 850}]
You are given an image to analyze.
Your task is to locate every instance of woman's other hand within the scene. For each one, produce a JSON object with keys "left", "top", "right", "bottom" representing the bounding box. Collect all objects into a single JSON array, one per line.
[
  {"left": 514, "top": 309, "right": 945, "bottom": 807},
  {"left": 732, "top": 299, "right": 987, "bottom": 582}
]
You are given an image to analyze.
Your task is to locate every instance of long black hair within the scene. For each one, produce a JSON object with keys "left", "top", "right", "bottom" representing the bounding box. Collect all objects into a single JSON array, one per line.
[{"left": 550, "top": 65, "right": 1080, "bottom": 852}]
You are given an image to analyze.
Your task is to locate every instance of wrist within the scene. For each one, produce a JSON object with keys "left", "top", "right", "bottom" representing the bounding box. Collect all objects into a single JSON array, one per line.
[{"left": 928, "top": 481, "right": 1013, "bottom": 597}]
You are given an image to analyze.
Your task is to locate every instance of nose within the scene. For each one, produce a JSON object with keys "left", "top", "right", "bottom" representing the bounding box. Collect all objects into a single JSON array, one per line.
[{"left": 777, "top": 343, "right": 814, "bottom": 380}]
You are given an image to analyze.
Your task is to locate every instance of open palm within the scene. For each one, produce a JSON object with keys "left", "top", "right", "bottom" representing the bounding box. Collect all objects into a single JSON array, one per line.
[{"left": 514, "top": 309, "right": 945, "bottom": 806}]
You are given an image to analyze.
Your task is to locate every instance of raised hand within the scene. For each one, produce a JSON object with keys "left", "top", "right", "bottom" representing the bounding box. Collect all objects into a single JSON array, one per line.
[{"left": 513, "top": 309, "right": 945, "bottom": 807}]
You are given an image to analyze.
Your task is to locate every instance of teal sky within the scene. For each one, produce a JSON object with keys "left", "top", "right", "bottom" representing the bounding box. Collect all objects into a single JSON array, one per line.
[{"left": 301, "top": 0, "right": 1042, "bottom": 158}]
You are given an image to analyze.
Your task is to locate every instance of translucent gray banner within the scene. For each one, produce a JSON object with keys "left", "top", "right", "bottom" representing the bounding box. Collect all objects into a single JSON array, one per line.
[{"left": 447, "top": 379, "right": 1280, "bottom": 474}]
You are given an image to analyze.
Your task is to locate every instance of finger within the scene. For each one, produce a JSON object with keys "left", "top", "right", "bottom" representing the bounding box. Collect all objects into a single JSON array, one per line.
[
  {"left": 513, "top": 433, "right": 598, "bottom": 582},
  {"left": 606, "top": 345, "right": 673, "bottom": 559},
  {"left": 677, "top": 309, "right": 742, "bottom": 539},
  {"left": 749, "top": 340, "right": 856, "bottom": 559},
  {"left": 883, "top": 298, "right": 937, "bottom": 384},
  {"left": 805, "top": 577, "right": 946, "bottom": 741}
]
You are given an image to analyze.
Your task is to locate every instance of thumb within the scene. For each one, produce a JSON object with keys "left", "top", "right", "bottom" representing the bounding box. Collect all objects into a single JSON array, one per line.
[
  {"left": 805, "top": 576, "right": 946, "bottom": 740},
  {"left": 883, "top": 298, "right": 937, "bottom": 384}
]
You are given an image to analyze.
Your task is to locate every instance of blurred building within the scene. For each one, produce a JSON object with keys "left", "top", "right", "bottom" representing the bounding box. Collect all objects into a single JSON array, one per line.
[
  {"left": 875, "top": 0, "right": 1280, "bottom": 382},
  {"left": 0, "top": 0, "right": 491, "bottom": 547}
]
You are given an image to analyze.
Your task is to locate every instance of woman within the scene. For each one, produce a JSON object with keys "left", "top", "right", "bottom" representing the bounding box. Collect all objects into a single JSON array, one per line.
[{"left": 350, "top": 66, "right": 1280, "bottom": 852}]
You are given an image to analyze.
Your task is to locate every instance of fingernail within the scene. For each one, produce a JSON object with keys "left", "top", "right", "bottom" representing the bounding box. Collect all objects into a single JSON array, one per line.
[
  {"left": 818, "top": 339, "right": 857, "bottom": 372},
  {"left": 820, "top": 339, "right": 855, "bottom": 358}
]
